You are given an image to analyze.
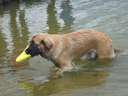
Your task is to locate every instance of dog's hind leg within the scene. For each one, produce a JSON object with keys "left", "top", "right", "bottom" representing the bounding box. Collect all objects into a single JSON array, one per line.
[
  {"left": 97, "top": 43, "right": 115, "bottom": 59},
  {"left": 81, "top": 49, "right": 97, "bottom": 60}
]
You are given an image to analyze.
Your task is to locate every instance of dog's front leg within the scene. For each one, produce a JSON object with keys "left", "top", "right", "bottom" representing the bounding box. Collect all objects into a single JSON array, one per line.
[
  {"left": 53, "top": 53, "right": 73, "bottom": 77},
  {"left": 54, "top": 61, "right": 73, "bottom": 78}
]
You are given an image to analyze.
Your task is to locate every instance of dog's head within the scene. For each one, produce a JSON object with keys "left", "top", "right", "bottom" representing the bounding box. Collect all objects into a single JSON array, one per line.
[
  {"left": 16, "top": 33, "right": 54, "bottom": 62},
  {"left": 26, "top": 33, "right": 53, "bottom": 57}
]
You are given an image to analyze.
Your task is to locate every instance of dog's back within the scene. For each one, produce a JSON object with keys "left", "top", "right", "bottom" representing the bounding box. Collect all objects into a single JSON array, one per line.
[{"left": 61, "top": 29, "right": 114, "bottom": 59}]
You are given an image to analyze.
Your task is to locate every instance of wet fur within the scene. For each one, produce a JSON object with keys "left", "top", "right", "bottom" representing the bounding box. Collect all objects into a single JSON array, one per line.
[{"left": 26, "top": 29, "right": 116, "bottom": 73}]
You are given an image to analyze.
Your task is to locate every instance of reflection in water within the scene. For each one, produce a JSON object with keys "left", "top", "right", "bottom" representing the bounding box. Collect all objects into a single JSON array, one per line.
[
  {"left": 18, "top": 57, "right": 112, "bottom": 96},
  {"left": 0, "top": 1, "right": 30, "bottom": 73},
  {"left": 47, "top": 0, "right": 60, "bottom": 34},
  {"left": 0, "top": 5, "right": 9, "bottom": 72},
  {"left": 47, "top": 0, "right": 74, "bottom": 34},
  {"left": 0, "top": 27, "right": 7, "bottom": 63},
  {"left": 19, "top": 61, "right": 110, "bottom": 96},
  {"left": 10, "top": 1, "right": 21, "bottom": 52},
  {"left": 0, "top": 4, "right": 4, "bottom": 15},
  {"left": 9, "top": 1, "right": 30, "bottom": 69},
  {"left": 9, "top": 1, "right": 29, "bottom": 53},
  {"left": 60, "top": 0, "right": 74, "bottom": 33}
]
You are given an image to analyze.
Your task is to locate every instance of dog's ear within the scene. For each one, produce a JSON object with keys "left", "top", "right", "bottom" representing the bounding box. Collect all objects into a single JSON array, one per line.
[{"left": 41, "top": 37, "right": 53, "bottom": 50}]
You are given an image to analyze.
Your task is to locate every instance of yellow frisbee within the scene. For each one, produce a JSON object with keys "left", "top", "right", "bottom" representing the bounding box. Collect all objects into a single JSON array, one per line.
[{"left": 16, "top": 46, "right": 31, "bottom": 63}]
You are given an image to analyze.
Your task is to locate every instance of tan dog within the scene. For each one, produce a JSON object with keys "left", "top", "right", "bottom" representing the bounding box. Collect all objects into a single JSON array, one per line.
[{"left": 25, "top": 29, "right": 115, "bottom": 73}]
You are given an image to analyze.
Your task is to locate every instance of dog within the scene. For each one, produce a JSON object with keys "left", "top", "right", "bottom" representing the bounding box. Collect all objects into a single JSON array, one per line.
[{"left": 25, "top": 29, "right": 116, "bottom": 73}]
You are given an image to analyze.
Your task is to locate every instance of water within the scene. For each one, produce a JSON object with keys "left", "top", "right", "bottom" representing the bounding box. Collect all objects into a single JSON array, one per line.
[{"left": 0, "top": 0, "right": 128, "bottom": 96}]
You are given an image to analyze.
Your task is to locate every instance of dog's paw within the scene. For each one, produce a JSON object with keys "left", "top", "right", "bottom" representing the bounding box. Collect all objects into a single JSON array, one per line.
[{"left": 50, "top": 69, "right": 64, "bottom": 79}]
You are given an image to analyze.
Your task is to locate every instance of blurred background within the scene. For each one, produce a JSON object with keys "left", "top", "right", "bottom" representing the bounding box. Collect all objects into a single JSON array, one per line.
[{"left": 0, "top": 0, "right": 128, "bottom": 96}]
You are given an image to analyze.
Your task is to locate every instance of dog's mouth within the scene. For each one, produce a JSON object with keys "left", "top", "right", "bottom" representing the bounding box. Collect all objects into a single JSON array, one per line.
[
  {"left": 25, "top": 41, "right": 41, "bottom": 57},
  {"left": 16, "top": 41, "right": 41, "bottom": 63}
]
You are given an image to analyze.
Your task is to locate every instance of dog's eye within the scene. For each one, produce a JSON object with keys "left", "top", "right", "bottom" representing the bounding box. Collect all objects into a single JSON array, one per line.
[{"left": 30, "top": 40, "right": 39, "bottom": 46}]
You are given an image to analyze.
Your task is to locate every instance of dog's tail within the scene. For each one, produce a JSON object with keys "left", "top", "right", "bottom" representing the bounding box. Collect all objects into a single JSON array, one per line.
[{"left": 114, "top": 48, "right": 128, "bottom": 56}]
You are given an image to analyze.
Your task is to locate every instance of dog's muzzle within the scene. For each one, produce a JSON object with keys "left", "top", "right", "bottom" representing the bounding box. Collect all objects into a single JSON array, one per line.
[
  {"left": 25, "top": 41, "right": 41, "bottom": 57},
  {"left": 16, "top": 41, "right": 41, "bottom": 63}
]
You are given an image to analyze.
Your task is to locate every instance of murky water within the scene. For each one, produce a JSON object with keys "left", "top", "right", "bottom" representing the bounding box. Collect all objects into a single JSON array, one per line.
[{"left": 0, "top": 0, "right": 128, "bottom": 96}]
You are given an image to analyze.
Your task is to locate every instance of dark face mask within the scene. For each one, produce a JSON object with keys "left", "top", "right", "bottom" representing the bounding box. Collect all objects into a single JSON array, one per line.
[{"left": 25, "top": 41, "right": 41, "bottom": 57}]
